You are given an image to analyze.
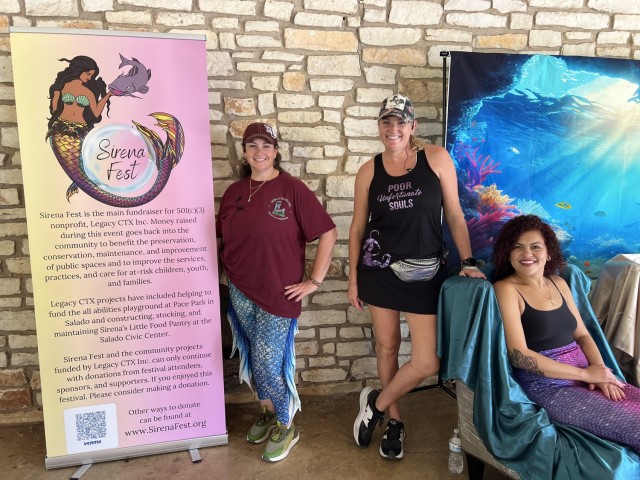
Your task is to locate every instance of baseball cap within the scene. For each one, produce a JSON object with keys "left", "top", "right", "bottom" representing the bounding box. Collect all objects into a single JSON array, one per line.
[
  {"left": 378, "top": 94, "right": 415, "bottom": 123},
  {"left": 242, "top": 122, "right": 278, "bottom": 146}
]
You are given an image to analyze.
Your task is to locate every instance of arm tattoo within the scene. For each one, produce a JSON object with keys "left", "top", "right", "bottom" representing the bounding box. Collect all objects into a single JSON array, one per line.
[{"left": 509, "top": 349, "right": 545, "bottom": 377}]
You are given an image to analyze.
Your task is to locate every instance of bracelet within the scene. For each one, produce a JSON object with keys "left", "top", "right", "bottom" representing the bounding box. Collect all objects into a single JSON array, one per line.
[{"left": 307, "top": 276, "right": 322, "bottom": 287}]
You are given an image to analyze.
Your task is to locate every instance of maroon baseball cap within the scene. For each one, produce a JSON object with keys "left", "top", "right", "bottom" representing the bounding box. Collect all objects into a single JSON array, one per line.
[{"left": 242, "top": 122, "right": 278, "bottom": 146}]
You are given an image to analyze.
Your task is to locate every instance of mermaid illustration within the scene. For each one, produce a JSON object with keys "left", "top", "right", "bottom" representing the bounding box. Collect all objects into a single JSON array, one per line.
[
  {"left": 362, "top": 230, "right": 391, "bottom": 267},
  {"left": 46, "top": 55, "right": 184, "bottom": 208}
]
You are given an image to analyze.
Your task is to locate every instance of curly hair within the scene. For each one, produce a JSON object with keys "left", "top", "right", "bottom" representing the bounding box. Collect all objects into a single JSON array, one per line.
[
  {"left": 47, "top": 56, "right": 110, "bottom": 131},
  {"left": 491, "top": 215, "right": 565, "bottom": 281}
]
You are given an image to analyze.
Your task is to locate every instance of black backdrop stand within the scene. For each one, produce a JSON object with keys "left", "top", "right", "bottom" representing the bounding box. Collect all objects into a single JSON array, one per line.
[{"left": 410, "top": 51, "right": 456, "bottom": 400}]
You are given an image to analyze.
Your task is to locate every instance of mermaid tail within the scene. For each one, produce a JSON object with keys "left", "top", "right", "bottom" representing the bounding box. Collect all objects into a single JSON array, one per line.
[
  {"left": 515, "top": 342, "right": 640, "bottom": 452},
  {"left": 47, "top": 113, "right": 184, "bottom": 208},
  {"left": 283, "top": 317, "right": 301, "bottom": 421},
  {"left": 66, "top": 183, "right": 79, "bottom": 201},
  {"left": 226, "top": 301, "right": 253, "bottom": 390}
]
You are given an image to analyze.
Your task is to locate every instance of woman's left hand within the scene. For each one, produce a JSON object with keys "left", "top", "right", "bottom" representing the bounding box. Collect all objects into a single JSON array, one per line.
[
  {"left": 284, "top": 280, "right": 318, "bottom": 302},
  {"left": 459, "top": 266, "right": 486, "bottom": 279}
]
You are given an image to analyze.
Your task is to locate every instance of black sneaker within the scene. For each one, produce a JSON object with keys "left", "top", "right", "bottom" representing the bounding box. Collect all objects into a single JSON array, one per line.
[
  {"left": 353, "top": 386, "right": 384, "bottom": 447},
  {"left": 379, "top": 419, "right": 406, "bottom": 459}
]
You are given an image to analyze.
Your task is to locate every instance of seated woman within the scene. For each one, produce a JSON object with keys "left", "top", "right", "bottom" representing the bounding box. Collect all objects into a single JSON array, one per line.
[{"left": 492, "top": 214, "right": 640, "bottom": 453}]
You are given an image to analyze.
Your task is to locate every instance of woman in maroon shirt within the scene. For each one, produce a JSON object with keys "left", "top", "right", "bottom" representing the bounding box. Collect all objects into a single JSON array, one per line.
[{"left": 216, "top": 122, "right": 336, "bottom": 463}]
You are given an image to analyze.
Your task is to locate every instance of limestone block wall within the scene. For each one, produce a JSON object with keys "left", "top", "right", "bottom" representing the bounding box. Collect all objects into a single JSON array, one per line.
[{"left": 1, "top": 0, "right": 639, "bottom": 423}]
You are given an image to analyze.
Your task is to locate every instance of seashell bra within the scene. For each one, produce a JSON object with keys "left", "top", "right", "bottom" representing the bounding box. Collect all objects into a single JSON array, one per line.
[{"left": 61, "top": 92, "right": 90, "bottom": 107}]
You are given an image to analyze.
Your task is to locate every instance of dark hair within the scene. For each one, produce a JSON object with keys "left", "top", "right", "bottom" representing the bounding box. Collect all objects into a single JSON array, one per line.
[
  {"left": 239, "top": 147, "right": 282, "bottom": 178},
  {"left": 48, "top": 56, "right": 110, "bottom": 130},
  {"left": 491, "top": 214, "right": 565, "bottom": 281}
]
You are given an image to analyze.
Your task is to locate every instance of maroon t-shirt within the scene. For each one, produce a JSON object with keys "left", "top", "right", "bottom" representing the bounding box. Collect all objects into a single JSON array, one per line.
[{"left": 216, "top": 172, "right": 335, "bottom": 317}]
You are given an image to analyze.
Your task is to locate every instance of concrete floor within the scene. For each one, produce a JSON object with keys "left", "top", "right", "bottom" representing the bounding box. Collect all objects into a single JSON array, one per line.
[{"left": 1, "top": 387, "right": 509, "bottom": 480}]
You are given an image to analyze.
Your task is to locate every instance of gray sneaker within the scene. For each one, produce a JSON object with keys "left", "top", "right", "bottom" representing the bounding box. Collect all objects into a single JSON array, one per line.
[
  {"left": 262, "top": 421, "right": 300, "bottom": 462},
  {"left": 247, "top": 406, "right": 276, "bottom": 444}
]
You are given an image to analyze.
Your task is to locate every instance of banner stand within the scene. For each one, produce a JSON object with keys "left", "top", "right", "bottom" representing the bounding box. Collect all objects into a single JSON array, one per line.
[
  {"left": 440, "top": 50, "right": 451, "bottom": 142},
  {"left": 71, "top": 464, "right": 92, "bottom": 480},
  {"left": 67, "top": 444, "right": 207, "bottom": 479},
  {"left": 189, "top": 448, "right": 202, "bottom": 463},
  {"left": 46, "top": 434, "right": 227, "bottom": 469},
  {"left": 11, "top": 27, "right": 228, "bottom": 470}
]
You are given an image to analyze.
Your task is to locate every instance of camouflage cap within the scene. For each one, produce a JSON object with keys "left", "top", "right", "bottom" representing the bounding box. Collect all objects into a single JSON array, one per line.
[{"left": 378, "top": 94, "right": 415, "bottom": 123}]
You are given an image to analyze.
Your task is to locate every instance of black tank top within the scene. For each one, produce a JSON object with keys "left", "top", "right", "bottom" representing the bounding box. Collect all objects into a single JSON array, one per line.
[
  {"left": 516, "top": 278, "right": 577, "bottom": 352},
  {"left": 358, "top": 149, "right": 443, "bottom": 270}
]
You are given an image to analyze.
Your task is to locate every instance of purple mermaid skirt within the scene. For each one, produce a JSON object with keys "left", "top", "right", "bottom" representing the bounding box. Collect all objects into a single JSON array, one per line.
[{"left": 514, "top": 341, "right": 640, "bottom": 453}]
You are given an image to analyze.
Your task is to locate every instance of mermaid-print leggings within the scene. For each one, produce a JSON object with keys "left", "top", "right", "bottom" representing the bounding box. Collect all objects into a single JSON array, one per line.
[{"left": 227, "top": 282, "right": 300, "bottom": 426}]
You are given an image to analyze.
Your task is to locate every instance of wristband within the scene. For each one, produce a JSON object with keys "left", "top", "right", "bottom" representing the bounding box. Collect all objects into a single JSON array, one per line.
[
  {"left": 307, "top": 276, "right": 322, "bottom": 287},
  {"left": 461, "top": 257, "right": 477, "bottom": 269}
]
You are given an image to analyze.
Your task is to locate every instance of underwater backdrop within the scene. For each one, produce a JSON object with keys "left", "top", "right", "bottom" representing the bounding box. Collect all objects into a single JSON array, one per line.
[{"left": 445, "top": 51, "right": 640, "bottom": 279}]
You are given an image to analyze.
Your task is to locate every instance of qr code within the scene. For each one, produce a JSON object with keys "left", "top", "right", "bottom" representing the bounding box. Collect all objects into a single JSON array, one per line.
[
  {"left": 64, "top": 403, "right": 118, "bottom": 453},
  {"left": 75, "top": 410, "right": 107, "bottom": 442}
]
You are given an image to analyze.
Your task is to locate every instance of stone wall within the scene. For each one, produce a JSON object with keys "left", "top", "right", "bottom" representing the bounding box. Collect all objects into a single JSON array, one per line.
[{"left": 1, "top": 0, "right": 640, "bottom": 424}]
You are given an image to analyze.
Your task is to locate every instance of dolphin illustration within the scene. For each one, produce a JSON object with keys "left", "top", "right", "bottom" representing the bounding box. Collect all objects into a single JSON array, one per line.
[
  {"left": 108, "top": 54, "right": 151, "bottom": 98},
  {"left": 628, "top": 86, "right": 640, "bottom": 103}
]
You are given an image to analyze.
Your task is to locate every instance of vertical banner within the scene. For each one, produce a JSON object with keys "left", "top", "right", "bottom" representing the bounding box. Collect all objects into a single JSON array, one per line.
[
  {"left": 446, "top": 51, "right": 640, "bottom": 278},
  {"left": 10, "top": 28, "right": 227, "bottom": 468}
]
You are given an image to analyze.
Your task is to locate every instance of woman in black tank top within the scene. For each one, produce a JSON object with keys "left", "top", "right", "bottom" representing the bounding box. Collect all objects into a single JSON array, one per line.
[
  {"left": 514, "top": 277, "right": 577, "bottom": 352},
  {"left": 493, "top": 215, "right": 640, "bottom": 453},
  {"left": 493, "top": 215, "right": 625, "bottom": 395},
  {"left": 349, "top": 94, "right": 486, "bottom": 459}
]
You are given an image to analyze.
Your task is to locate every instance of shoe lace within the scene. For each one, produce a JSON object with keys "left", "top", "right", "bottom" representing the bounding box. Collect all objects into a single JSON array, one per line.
[
  {"left": 270, "top": 422, "right": 288, "bottom": 442},
  {"left": 385, "top": 421, "right": 403, "bottom": 443},
  {"left": 256, "top": 407, "right": 274, "bottom": 426}
]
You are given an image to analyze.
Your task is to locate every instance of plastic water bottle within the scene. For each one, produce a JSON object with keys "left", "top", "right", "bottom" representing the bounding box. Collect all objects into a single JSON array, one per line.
[{"left": 448, "top": 427, "right": 464, "bottom": 474}]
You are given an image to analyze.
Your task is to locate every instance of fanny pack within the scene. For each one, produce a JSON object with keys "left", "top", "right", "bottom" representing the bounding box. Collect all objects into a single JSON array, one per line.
[{"left": 389, "top": 251, "right": 447, "bottom": 282}]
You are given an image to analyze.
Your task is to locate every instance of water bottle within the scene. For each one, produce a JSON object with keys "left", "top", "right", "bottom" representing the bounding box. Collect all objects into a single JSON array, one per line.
[{"left": 448, "top": 427, "right": 464, "bottom": 474}]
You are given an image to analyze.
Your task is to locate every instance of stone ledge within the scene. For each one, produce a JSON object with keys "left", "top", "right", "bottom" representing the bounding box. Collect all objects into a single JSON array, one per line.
[{"left": 0, "top": 409, "right": 43, "bottom": 425}]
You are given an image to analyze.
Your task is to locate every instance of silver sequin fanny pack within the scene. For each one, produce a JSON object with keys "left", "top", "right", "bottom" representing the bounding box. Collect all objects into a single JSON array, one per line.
[{"left": 389, "top": 256, "right": 442, "bottom": 282}]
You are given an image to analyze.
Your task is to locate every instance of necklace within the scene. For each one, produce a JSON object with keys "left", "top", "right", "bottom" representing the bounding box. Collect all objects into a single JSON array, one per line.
[
  {"left": 248, "top": 172, "right": 274, "bottom": 202},
  {"left": 403, "top": 148, "right": 416, "bottom": 172},
  {"left": 544, "top": 280, "right": 555, "bottom": 306}
]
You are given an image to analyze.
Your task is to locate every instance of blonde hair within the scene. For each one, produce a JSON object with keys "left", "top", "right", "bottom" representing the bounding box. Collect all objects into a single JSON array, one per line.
[{"left": 409, "top": 134, "right": 424, "bottom": 151}]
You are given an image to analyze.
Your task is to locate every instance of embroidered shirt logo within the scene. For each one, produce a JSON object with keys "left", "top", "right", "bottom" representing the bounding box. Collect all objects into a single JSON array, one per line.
[{"left": 268, "top": 197, "right": 291, "bottom": 220}]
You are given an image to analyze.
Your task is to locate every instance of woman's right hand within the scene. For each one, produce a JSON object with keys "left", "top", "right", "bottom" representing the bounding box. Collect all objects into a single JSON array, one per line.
[
  {"left": 348, "top": 283, "right": 364, "bottom": 311},
  {"left": 583, "top": 364, "right": 626, "bottom": 399},
  {"left": 590, "top": 382, "right": 626, "bottom": 401}
]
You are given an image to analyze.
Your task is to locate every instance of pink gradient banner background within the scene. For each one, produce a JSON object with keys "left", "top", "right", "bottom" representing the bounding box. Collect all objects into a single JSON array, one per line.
[{"left": 10, "top": 28, "right": 226, "bottom": 465}]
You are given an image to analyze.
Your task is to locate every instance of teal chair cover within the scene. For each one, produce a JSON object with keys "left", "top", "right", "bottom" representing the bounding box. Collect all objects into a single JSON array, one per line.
[{"left": 438, "top": 264, "right": 640, "bottom": 479}]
